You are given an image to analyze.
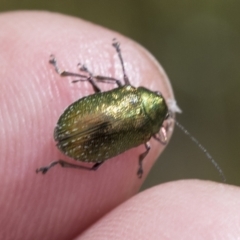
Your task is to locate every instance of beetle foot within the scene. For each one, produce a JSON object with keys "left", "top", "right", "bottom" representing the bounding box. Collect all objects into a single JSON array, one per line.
[
  {"left": 137, "top": 168, "right": 143, "bottom": 178},
  {"left": 36, "top": 167, "right": 49, "bottom": 174}
]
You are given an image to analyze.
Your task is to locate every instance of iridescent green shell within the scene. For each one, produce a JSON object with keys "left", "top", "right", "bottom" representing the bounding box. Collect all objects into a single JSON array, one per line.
[{"left": 54, "top": 85, "right": 168, "bottom": 163}]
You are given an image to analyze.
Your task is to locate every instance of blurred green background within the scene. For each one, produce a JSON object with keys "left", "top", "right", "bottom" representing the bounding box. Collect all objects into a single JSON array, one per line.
[{"left": 1, "top": 0, "right": 240, "bottom": 189}]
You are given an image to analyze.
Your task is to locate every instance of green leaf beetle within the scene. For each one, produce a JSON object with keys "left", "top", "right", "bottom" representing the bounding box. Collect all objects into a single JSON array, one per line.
[
  {"left": 36, "top": 39, "right": 169, "bottom": 178},
  {"left": 36, "top": 39, "right": 225, "bottom": 181}
]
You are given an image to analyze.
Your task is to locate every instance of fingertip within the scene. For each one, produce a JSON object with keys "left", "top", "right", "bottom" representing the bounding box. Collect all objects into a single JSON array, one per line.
[
  {"left": 0, "top": 11, "right": 175, "bottom": 240},
  {"left": 79, "top": 180, "right": 240, "bottom": 240}
]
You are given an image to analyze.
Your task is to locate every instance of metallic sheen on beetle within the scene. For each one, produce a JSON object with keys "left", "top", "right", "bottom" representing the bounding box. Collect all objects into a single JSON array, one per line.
[{"left": 36, "top": 40, "right": 169, "bottom": 178}]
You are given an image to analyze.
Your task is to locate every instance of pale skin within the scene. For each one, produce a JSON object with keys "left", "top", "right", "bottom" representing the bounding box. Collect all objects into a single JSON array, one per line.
[{"left": 0, "top": 11, "right": 239, "bottom": 240}]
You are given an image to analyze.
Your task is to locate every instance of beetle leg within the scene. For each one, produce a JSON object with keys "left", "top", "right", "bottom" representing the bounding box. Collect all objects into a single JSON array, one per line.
[
  {"left": 76, "top": 63, "right": 123, "bottom": 87},
  {"left": 137, "top": 142, "right": 150, "bottom": 178},
  {"left": 49, "top": 55, "right": 101, "bottom": 93},
  {"left": 71, "top": 77, "right": 101, "bottom": 93},
  {"left": 94, "top": 76, "right": 122, "bottom": 87},
  {"left": 36, "top": 160, "right": 103, "bottom": 174},
  {"left": 49, "top": 55, "right": 88, "bottom": 79},
  {"left": 75, "top": 64, "right": 103, "bottom": 93},
  {"left": 153, "top": 126, "right": 168, "bottom": 145},
  {"left": 87, "top": 76, "right": 102, "bottom": 93},
  {"left": 49, "top": 43, "right": 125, "bottom": 91},
  {"left": 112, "top": 39, "right": 130, "bottom": 85}
]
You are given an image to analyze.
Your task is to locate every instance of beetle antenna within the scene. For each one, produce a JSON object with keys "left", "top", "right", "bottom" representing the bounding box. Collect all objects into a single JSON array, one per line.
[{"left": 172, "top": 118, "right": 226, "bottom": 182}]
